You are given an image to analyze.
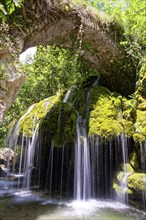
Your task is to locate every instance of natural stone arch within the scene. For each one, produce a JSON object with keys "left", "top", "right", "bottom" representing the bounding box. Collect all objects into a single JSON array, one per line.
[{"left": 0, "top": 0, "right": 136, "bottom": 122}]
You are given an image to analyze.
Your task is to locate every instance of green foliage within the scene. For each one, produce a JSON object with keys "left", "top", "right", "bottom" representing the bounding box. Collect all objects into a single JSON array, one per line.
[
  {"left": 88, "top": 86, "right": 123, "bottom": 138},
  {"left": 0, "top": 0, "right": 23, "bottom": 22},
  {"left": 0, "top": 45, "right": 98, "bottom": 146},
  {"left": 21, "top": 45, "right": 98, "bottom": 99},
  {"left": 90, "top": 0, "right": 146, "bottom": 47},
  {"left": 127, "top": 173, "right": 146, "bottom": 192}
]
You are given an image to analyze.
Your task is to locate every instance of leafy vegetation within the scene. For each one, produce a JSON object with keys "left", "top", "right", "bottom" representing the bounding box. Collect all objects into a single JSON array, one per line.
[
  {"left": 0, "top": 45, "right": 98, "bottom": 146},
  {"left": 88, "top": 0, "right": 145, "bottom": 48},
  {"left": 0, "top": 0, "right": 23, "bottom": 22}
]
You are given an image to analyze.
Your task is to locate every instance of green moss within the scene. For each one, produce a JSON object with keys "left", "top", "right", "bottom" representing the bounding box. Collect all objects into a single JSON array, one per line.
[
  {"left": 113, "top": 181, "right": 121, "bottom": 194},
  {"left": 121, "top": 163, "right": 134, "bottom": 173},
  {"left": 133, "top": 60, "right": 146, "bottom": 142},
  {"left": 18, "top": 93, "right": 62, "bottom": 137},
  {"left": 113, "top": 176, "right": 133, "bottom": 195},
  {"left": 123, "top": 120, "right": 135, "bottom": 137},
  {"left": 129, "top": 151, "right": 140, "bottom": 170},
  {"left": 88, "top": 86, "right": 123, "bottom": 138},
  {"left": 133, "top": 110, "right": 146, "bottom": 142},
  {"left": 42, "top": 102, "right": 77, "bottom": 147},
  {"left": 117, "top": 171, "right": 125, "bottom": 183},
  {"left": 74, "top": 88, "right": 88, "bottom": 118},
  {"left": 137, "top": 96, "right": 146, "bottom": 110},
  {"left": 127, "top": 173, "right": 146, "bottom": 192},
  {"left": 116, "top": 164, "right": 134, "bottom": 183},
  {"left": 133, "top": 133, "right": 145, "bottom": 143},
  {"left": 121, "top": 98, "right": 135, "bottom": 137}
]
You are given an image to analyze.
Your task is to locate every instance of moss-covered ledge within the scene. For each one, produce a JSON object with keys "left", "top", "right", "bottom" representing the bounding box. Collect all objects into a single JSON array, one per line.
[
  {"left": 88, "top": 86, "right": 129, "bottom": 138},
  {"left": 16, "top": 92, "right": 62, "bottom": 137},
  {"left": 127, "top": 173, "right": 146, "bottom": 193},
  {"left": 9, "top": 90, "right": 77, "bottom": 147}
]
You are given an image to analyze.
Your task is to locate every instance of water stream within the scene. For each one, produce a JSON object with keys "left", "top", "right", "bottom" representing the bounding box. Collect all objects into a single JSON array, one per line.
[{"left": 118, "top": 133, "right": 130, "bottom": 204}]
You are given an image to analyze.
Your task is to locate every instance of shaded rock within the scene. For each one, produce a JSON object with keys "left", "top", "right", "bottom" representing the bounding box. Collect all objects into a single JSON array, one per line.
[
  {"left": 0, "top": 166, "right": 9, "bottom": 177},
  {"left": 0, "top": 148, "right": 14, "bottom": 161}
]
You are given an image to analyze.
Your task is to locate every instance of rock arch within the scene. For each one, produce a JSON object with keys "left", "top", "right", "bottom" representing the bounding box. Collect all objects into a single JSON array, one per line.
[{"left": 0, "top": 0, "right": 136, "bottom": 122}]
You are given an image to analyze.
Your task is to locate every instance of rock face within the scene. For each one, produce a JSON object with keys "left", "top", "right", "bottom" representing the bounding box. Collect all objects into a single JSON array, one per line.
[
  {"left": 0, "top": 0, "right": 137, "bottom": 121},
  {"left": 0, "top": 48, "right": 25, "bottom": 123}
]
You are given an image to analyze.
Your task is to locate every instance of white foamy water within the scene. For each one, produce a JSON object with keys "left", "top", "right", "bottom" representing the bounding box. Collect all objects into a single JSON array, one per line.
[
  {"left": 63, "top": 199, "right": 128, "bottom": 218},
  {"left": 13, "top": 190, "right": 44, "bottom": 203}
]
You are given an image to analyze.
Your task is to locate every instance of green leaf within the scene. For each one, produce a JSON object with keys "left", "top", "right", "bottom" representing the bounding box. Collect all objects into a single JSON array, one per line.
[
  {"left": 7, "top": 2, "right": 15, "bottom": 14},
  {"left": 6, "top": 0, "right": 12, "bottom": 6},
  {"left": 0, "top": 4, "right": 8, "bottom": 15},
  {"left": 13, "top": 0, "right": 21, "bottom": 7}
]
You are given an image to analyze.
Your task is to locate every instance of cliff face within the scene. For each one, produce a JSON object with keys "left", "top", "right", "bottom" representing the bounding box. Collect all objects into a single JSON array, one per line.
[
  {"left": 0, "top": 47, "right": 25, "bottom": 123},
  {"left": 0, "top": 0, "right": 137, "bottom": 122}
]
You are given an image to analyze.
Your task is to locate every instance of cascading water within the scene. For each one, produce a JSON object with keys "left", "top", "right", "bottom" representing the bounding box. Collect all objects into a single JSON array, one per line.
[
  {"left": 74, "top": 116, "right": 91, "bottom": 200},
  {"left": 2, "top": 96, "right": 62, "bottom": 191},
  {"left": 117, "top": 133, "right": 130, "bottom": 204},
  {"left": 140, "top": 142, "right": 146, "bottom": 210},
  {"left": 22, "top": 123, "right": 39, "bottom": 189},
  {"left": 1, "top": 81, "right": 146, "bottom": 214},
  {"left": 4, "top": 104, "right": 35, "bottom": 172},
  {"left": 63, "top": 89, "right": 71, "bottom": 103},
  {"left": 74, "top": 79, "right": 99, "bottom": 200}
]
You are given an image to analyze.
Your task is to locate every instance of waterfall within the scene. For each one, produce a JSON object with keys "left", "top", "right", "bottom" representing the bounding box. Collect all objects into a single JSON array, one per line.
[
  {"left": 140, "top": 142, "right": 146, "bottom": 210},
  {"left": 63, "top": 89, "right": 71, "bottom": 103},
  {"left": 2, "top": 84, "right": 146, "bottom": 211},
  {"left": 45, "top": 143, "right": 54, "bottom": 197},
  {"left": 23, "top": 123, "right": 39, "bottom": 190},
  {"left": 117, "top": 134, "right": 130, "bottom": 204},
  {"left": 74, "top": 116, "right": 91, "bottom": 200},
  {"left": 74, "top": 79, "right": 99, "bottom": 200},
  {"left": 4, "top": 104, "right": 35, "bottom": 172}
]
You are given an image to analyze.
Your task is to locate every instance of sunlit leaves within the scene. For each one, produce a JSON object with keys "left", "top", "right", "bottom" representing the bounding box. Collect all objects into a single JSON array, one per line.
[
  {"left": 0, "top": 0, "right": 23, "bottom": 22},
  {"left": 88, "top": 0, "right": 146, "bottom": 47}
]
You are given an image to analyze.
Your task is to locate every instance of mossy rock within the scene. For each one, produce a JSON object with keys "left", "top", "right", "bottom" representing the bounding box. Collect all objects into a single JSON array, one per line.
[
  {"left": 88, "top": 86, "right": 123, "bottom": 138},
  {"left": 133, "top": 60, "right": 146, "bottom": 142},
  {"left": 116, "top": 164, "right": 134, "bottom": 184},
  {"left": 120, "top": 163, "right": 134, "bottom": 173},
  {"left": 41, "top": 101, "right": 77, "bottom": 147},
  {"left": 117, "top": 171, "right": 125, "bottom": 183},
  {"left": 129, "top": 151, "right": 140, "bottom": 170},
  {"left": 133, "top": 133, "right": 145, "bottom": 143},
  {"left": 127, "top": 173, "right": 146, "bottom": 192},
  {"left": 121, "top": 98, "right": 135, "bottom": 137},
  {"left": 122, "top": 120, "right": 135, "bottom": 137},
  {"left": 137, "top": 96, "right": 146, "bottom": 110},
  {"left": 18, "top": 93, "right": 62, "bottom": 137},
  {"left": 74, "top": 88, "right": 88, "bottom": 118},
  {"left": 134, "top": 110, "right": 146, "bottom": 142},
  {"left": 113, "top": 177, "right": 132, "bottom": 195},
  {"left": 113, "top": 181, "right": 121, "bottom": 194}
]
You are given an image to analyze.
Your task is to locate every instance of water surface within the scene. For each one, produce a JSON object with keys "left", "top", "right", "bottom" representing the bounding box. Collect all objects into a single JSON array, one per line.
[{"left": 0, "top": 190, "right": 146, "bottom": 220}]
